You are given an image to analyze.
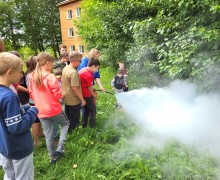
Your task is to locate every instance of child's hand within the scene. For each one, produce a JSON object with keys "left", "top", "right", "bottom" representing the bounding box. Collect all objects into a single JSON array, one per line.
[
  {"left": 112, "top": 87, "right": 115, "bottom": 90},
  {"left": 100, "top": 88, "right": 106, "bottom": 92},
  {"left": 81, "top": 99, "right": 86, "bottom": 106}
]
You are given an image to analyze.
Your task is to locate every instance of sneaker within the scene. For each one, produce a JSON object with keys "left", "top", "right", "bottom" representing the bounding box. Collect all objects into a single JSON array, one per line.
[
  {"left": 50, "top": 153, "right": 58, "bottom": 165},
  {"left": 56, "top": 145, "right": 65, "bottom": 157}
]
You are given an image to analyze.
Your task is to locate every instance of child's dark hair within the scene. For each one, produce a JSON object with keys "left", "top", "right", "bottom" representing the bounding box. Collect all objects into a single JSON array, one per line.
[
  {"left": 26, "top": 56, "right": 37, "bottom": 74},
  {"left": 88, "top": 58, "right": 100, "bottom": 67}
]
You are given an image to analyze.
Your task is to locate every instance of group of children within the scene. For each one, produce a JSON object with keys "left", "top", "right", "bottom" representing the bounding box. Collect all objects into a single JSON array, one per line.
[
  {"left": 0, "top": 37, "right": 129, "bottom": 179},
  {"left": 0, "top": 39, "right": 103, "bottom": 179}
]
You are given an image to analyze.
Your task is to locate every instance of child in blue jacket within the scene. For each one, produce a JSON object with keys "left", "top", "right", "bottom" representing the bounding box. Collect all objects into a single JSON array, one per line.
[{"left": 0, "top": 52, "right": 38, "bottom": 180}]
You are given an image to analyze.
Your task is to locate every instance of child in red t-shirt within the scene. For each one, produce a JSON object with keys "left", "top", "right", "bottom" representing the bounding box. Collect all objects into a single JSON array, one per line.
[{"left": 78, "top": 58, "right": 100, "bottom": 128}]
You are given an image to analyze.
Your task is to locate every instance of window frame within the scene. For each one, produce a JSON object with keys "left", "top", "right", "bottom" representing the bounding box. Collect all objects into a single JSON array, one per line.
[
  {"left": 66, "top": 10, "right": 72, "bottom": 19},
  {"left": 78, "top": 45, "right": 84, "bottom": 54},
  {"left": 75, "top": 7, "right": 81, "bottom": 17},
  {"left": 68, "top": 28, "right": 74, "bottom": 37}
]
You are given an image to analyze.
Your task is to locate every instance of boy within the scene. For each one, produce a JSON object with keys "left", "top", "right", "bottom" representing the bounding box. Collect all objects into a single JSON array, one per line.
[
  {"left": 53, "top": 52, "right": 69, "bottom": 77},
  {"left": 118, "top": 61, "right": 128, "bottom": 92},
  {"left": 59, "top": 43, "right": 67, "bottom": 54},
  {"left": 0, "top": 52, "right": 38, "bottom": 180},
  {"left": 78, "top": 58, "right": 100, "bottom": 128},
  {"left": 62, "top": 51, "right": 86, "bottom": 133},
  {"left": 111, "top": 68, "right": 128, "bottom": 108}
]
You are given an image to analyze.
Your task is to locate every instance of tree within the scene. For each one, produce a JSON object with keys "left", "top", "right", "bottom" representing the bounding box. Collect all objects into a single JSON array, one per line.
[
  {"left": 0, "top": 0, "right": 23, "bottom": 50},
  {"left": 1, "top": 0, "right": 61, "bottom": 57},
  {"left": 76, "top": 0, "right": 156, "bottom": 65}
]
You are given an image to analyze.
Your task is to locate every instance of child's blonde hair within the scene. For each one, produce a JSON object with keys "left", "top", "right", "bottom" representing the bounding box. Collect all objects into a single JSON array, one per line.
[
  {"left": 0, "top": 52, "right": 23, "bottom": 75},
  {"left": 34, "top": 52, "right": 55, "bottom": 90},
  {"left": 88, "top": 48, "right": 100, "bottom": 60}
]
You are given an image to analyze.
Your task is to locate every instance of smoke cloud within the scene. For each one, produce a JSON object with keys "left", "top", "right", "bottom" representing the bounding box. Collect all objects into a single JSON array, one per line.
[{"left": 116, "top": 80, "right": 220, "bottom": 158}]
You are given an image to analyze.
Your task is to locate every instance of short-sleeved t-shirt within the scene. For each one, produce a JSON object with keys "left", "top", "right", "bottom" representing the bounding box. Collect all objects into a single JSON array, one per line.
[
  {"left": 62, "top": 65, "right": 82, "bottom": 105},
  {"left": 78, "top": 67, "right": 94, "bottom": 97}
]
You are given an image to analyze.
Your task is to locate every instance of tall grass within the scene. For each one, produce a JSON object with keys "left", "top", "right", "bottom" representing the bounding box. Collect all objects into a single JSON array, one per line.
[{"left": 0, "top": 67, "right": 219, "bottom": 179}]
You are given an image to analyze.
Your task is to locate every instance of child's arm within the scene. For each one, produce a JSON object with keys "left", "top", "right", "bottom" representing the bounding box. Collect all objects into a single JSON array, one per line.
[
  {"left": 72, "top": 86, "right": 86, "bottom": 106},
  {"left": 88, "top": 86, "right": 96, "bottom": 97},
  {"left": 2, "top": 94, "right": 38, "bottom": 135},
  {"left": 124, "top": 76, "right": 128, "bottom": 87},
  {"left": 50, "top": 74, "right": 62, "bottom": 100},
  {"left": 111, "top": 77, "right": 115, "bottom": 90}
]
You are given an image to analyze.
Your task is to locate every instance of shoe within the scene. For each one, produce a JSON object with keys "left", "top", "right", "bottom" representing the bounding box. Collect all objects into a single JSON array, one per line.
[
  {"left": 56, "top": 145, "right": 65, "bottom": 157},
  {"left": 50, "top": 153, "right": 58, "bottom": 165}
]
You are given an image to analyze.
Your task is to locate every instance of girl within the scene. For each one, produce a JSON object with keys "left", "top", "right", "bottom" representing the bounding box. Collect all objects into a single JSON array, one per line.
[{"left": 29, "top": 52, "right": 69, "bottom": 164}]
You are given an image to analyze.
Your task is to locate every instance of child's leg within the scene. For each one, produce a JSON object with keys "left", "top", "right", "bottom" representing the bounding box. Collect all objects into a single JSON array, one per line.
[
  {"left": 81, "top": 98, "right": 90, "bottom": 128},
  {"left": 40, "top": 118, "right": 55, "bottom": 158},
  {"left": 0, "top": 154, "right": 15, "bottom": 180},
  {"left": 0, "top": 153, "right": 34, "bottom": 180},
  {"left": 32, "top": 122, "right": 42, "bottom": 146},
  {"left": 13, "top": 153, "right": 34, "bottom": 180},
  {"left": 53, "top": 121, "right": 60, "bottom": 142},
  {"left": 53, "top": 112, "right": 69, "bottom": 153},
  {"left": 86, "top": 96, "right": 96, "bottom": 128},
  {"left": 65, "top": 104, "right": 81, "bottom": 133}
]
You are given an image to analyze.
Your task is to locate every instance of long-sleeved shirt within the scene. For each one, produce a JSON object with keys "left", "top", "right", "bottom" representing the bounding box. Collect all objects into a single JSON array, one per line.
[
  {"left": 29, "top": 71, "right": 62, "bottom": 118},
  {"left": 0, "top": 85, "right": 38, "bottom": 159}
]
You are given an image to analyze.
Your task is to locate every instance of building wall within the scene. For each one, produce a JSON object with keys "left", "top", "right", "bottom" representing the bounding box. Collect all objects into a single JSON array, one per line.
[{"left": 58, "top": 0, "right": 86, "bottom": 55}]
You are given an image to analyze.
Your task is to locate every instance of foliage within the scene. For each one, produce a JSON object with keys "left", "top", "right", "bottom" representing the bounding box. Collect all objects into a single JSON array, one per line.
[
  {"left": 77, "top": 0, "right": 220, "bottom": 90},
  {"left": 0, "top": 0, "right": 22, "bottom": 50},
  {"left": 76, "top": 0, "right": 157, "bottom": 66},
  {"left": 126, "top": 0, "right": 220, "bottom": 90},
  {"left": 0, "top": 0, "right": 61, "bottom": 57}
]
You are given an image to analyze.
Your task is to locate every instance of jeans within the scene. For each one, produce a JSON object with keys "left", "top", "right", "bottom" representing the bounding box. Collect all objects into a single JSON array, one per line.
[
  {"left": 82, "top": 96, "right": 96, "bottom": 128},
  {"left": 40, "top": 112, "right": 69, "bottom": 158}
]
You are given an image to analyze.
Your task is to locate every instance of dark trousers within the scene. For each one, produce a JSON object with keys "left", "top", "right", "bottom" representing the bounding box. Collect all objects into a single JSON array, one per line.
[
  {"left": 65, "top": 104, "right": 81, "bottom": 133},
  {"left": 82, "top": 96, "right": 96, "bottom": 128}
]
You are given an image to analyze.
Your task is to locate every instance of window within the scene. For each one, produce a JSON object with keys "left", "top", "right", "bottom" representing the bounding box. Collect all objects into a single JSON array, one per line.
[
  {"left": 70, "top": 45, "right": 75, "bottom": 52},
  {"left": 68, "top": 28, "right": 74, "bottom": 37},
  {"left": 67, "top": 10, "right": 72, "bottom": 19},
  {"left": 75, "top": 7, "right": 81, "bottom": 17},
  {"left": 78, "top": 45, "right": 84, "bottom": 54}
]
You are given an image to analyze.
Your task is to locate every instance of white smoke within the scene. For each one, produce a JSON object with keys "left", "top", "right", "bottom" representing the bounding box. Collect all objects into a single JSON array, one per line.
[{"left": 116, "top": 80, "right": 220, "bottom": 158}]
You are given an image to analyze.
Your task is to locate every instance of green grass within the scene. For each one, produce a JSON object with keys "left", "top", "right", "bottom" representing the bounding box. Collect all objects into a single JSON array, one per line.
[{"left": 1, "top": 67, "right": 219, "bottom": 179}]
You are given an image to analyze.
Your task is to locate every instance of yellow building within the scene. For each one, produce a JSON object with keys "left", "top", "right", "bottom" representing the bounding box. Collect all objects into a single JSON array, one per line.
[{"left": 57, "top": 0, "right": 86, "bottom": 54}]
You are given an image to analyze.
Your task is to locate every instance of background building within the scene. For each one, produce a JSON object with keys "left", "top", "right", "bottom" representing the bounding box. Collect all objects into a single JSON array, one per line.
[{"left": 57, "top": 0, "right": 86, "bottom": 55}]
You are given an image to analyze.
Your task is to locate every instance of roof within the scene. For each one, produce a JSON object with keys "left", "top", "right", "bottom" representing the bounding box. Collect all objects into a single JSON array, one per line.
[{"left": 56, "top": 0, "right": 80, "bottom": 7}]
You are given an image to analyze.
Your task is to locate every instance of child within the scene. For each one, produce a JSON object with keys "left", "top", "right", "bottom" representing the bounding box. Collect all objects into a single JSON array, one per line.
[
  {"left": 53, "top": 52, "right": 69, "bottom": 89},
  {"left": 78, "top": 58, "right": 100, "bottom": 128},
  {"left": 0, "top": 52, "right": 38, "bottom": 180},
  {"left": 59, "top": 43, "right": 67, "bottom": 54},
  {"left": 62, "top": 51, "right": 86, "bottom": 133},
  {"left": 26, "top": 56, "right": 44, "bottom": 146},
  {"left": 77, "top": 48, "right": 105, "bottom": 92},
  {"left": 28, "top": 52, "right": 69, "bottom": 165},
  {"left": 118, "top": 61, "right": 128, "bottom": 92},
  {"left": 111, "top": 68, "right": 128, "bottom": 108}
]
